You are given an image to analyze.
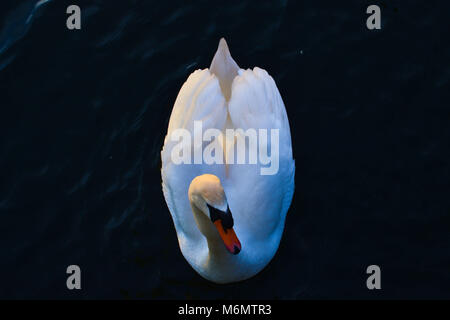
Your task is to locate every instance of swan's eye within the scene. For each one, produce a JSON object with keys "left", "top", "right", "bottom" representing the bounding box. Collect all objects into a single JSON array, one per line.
[{"left": 207, "top": 204, "right": 234, "bottom": 230}]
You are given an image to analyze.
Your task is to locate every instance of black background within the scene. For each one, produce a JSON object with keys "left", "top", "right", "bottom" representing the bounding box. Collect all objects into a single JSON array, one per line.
[{"left": 0, "top": 0, "right": 449, "bottom": 299}]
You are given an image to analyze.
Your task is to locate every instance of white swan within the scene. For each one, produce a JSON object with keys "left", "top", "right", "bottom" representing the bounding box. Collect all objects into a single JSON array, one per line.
[{"left": 161, "top": 38, "right": 295, "bottom": 283}]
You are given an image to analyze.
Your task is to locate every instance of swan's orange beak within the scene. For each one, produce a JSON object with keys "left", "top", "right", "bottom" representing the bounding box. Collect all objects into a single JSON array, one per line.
[{"left": 213, "top": 220, "right": 241, "bottom": 255}]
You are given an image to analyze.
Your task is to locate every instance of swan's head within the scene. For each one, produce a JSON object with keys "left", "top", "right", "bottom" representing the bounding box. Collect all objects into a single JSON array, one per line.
[{"left": 188, "top": 174, "right": 241, "bottom": 255}]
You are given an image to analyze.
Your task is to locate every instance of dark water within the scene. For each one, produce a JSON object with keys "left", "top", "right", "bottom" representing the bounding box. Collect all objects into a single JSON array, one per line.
[{"left": 1, "top": 0, "right": 449, "bottom": 299}]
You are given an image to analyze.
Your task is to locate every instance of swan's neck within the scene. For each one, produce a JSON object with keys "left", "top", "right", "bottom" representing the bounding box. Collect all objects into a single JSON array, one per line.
[
  {"left": 190, "top": 204, "right": 231, "bottom": 261},
  {"left": 198, "top": 212, "right": 241, "bottom": 279},
  {"left": 206, "top": 233, "right": 230, "bottom": 262}
]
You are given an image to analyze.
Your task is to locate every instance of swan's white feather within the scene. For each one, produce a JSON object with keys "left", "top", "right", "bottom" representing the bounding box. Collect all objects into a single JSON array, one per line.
[{"left": 161, "top": 40, "right": 295, "bottom": 283}]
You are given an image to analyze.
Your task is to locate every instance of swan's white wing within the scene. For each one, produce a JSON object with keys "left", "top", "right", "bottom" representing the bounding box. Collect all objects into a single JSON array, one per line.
[
  {"left": 226, "top": 67, "right": 295, "bottom": 243},
  {"left": 229, "top": 68, "right": 291, "bottom": 135},
  {"left": 161, "top": 69, "right": 228, "bottom": 244},
  {"left": 164, "top": 69, "right": 227, "bottom": 139}
]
